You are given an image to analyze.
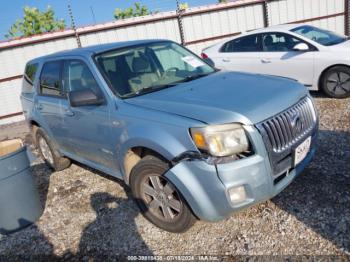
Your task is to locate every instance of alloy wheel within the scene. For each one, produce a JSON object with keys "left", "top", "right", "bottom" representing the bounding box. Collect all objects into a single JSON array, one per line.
[
  {"left": 326, "top": 71, "right": 350, "bottom": 96},
  {"left": 141, "top": 175, "right": 182, "bottom": 221}
]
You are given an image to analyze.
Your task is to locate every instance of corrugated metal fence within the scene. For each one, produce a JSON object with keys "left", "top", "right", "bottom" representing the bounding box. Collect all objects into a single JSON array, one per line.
[{"left": 0, "top": 0, "right": 348, "bottom": 125}]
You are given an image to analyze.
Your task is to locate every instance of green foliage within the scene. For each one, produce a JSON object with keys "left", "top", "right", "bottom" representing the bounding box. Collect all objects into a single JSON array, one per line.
[
  {"left": 114, "top": 2, "right": 150, "bottom": 19},
  {"left": 179, "top": 3, "right": 189, "bottom": 10},
  {"left": 6, "top": 6, "right": 65, "bottom": 39},
  {"left": 218, "top": 0, "right": 228, "bottom": 3}
]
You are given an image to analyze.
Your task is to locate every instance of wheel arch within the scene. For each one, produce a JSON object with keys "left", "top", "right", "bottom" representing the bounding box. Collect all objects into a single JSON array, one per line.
[
  {"left": 28, "top": 119, "right": 41, "bottom": 146},
  {"left": 120, "top": 140, "right": 179, "bottom": 185}
]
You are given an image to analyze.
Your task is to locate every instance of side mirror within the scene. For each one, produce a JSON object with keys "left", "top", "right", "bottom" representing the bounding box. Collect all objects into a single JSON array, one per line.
[
  {"left": 293, "top": 43, "right": 309, "bottom": 52},
  {"left": 68, "top": 89, "right": 104, "bottom": 107}
]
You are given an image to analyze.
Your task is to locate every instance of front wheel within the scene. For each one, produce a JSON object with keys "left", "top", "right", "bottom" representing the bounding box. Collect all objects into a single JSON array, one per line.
[
  {"left": 321, "top": 66, "right": 350, "bottom": 98},
  {"left": 130, "top": 156, "right": 196, "bottom": 233}
]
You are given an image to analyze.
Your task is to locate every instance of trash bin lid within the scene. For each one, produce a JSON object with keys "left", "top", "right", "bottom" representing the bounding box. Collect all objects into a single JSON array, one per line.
[{"left": 0, "top": 139, "right": 29, "bottom": 181}]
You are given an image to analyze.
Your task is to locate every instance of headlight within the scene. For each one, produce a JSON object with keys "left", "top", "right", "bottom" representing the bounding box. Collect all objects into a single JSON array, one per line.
[{"left": 190, "top": 123, "right": 249, "bottom": 157}]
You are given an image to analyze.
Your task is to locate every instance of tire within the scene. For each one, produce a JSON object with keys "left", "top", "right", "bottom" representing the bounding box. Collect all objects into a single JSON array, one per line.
[
  {"left": 320, "top": 66, "right": 350, "bottom": 98},
  {"left": 36, "top": 128, "right": 71, "bottom": 171},
  {"left": 130, "top": 155, "right": 196, "bottom": 233}
]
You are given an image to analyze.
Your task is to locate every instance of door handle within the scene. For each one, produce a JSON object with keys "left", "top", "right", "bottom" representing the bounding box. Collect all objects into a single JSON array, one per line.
[
  {"left": 36, "top": 104, "right": 43, "bottom": 110},
  {"left": 64, "top": 109, "right": 75, "bottom": 117},
  {"left": 222, "top": 58, "right": 231, "bottom": 62},
  {"left": 261, "top": 58, "right": 271, "bottom": 64}
]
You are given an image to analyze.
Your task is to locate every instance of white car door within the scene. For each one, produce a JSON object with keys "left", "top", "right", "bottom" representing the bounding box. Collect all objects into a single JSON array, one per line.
[
  {"left": 258, "top": 32, "right": 315, "bottom": 86},
  {"left": 213, "top": 34, "right": 263, "bottom": 73}
]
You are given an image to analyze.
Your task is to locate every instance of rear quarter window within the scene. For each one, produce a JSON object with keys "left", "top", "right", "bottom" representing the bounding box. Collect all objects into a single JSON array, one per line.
[{"left": 22, "top": 62, "right": 39, "bottom": 94}]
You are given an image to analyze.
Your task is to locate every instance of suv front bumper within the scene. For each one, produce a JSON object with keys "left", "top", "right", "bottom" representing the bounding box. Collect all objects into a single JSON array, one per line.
[{"left": 164, "top": 125, "right": 317, "bottom": 222}]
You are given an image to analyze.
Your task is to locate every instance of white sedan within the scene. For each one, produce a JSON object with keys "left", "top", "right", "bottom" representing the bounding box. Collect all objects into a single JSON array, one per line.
[{"left": 202, "top": 24, "right": 350, "bottom": 98}]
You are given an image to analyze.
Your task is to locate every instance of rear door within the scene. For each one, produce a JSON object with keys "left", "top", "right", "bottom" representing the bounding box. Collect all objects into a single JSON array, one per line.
[
  {"left": 213, "top": 34, "right": 263, "bottom": 73},
  {"left": 36, "top": 60, "right": 71, "bottom": 151}
]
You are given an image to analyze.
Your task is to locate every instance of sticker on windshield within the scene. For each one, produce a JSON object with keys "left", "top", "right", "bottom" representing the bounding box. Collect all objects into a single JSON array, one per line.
[{"left": 181, "top": 56, "right": 205, "bottom": 68}]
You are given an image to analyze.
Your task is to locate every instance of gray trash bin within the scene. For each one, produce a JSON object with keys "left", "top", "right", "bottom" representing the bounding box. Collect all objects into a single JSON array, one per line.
[{"left": 0, "top": 139, "right": 43, "bottom": 234}]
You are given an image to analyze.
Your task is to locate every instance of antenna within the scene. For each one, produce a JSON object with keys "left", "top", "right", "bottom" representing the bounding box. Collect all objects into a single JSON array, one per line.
[
  {"left": 90, "top": 6, "right": 97, "bottom": 24},
  {"left": 67, "top": 1, "right": 82, "bottom": 48}
]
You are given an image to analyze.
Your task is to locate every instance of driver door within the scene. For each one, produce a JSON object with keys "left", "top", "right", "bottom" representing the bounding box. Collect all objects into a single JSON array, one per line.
[
  {"left": 258, "top": 32, "right": 315, "bottom": 86},
  {"left": 61, "top": 59, "right": 116, "bottom": 170}
]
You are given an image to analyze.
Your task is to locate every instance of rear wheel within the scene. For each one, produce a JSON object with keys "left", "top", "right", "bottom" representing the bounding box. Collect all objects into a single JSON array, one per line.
[
  {"left": 36, "top": 128, "right": 71, "bottom": 171},
  {"left": 130, "top": 156, "right": 196, "bottom": 233},
  {"left": 321, "top": 66, "right": 350, "bottom": 98}
]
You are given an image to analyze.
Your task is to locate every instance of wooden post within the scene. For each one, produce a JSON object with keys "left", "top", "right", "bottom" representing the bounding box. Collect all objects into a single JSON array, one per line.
[
  {"left": 345, "top": 0, "right": 349, "bottom": 35},
  {"left": 262, "top": 0, "right": 269, "bottom": 28},
  {"left": 176, "top": 0, "right": 186, "bottom": 45},
  {"left": 68, "top": 3, "right": 82, "bottom": 48}
]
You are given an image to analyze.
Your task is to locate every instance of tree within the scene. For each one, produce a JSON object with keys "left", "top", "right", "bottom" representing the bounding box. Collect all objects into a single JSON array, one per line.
[
  {"left": 6, "top": 6, "right": 65, "bottom": 39},
  {"left": 114, "top": 3, "right": 150, "bottom": 20},
  {"left": 179, "top": 3, "right": 189, "bottom": 11}
]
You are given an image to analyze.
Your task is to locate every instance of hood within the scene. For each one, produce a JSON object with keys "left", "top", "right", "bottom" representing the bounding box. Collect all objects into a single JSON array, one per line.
[{"left": 125, "top": 71, "right": 308, "bottom": 125}]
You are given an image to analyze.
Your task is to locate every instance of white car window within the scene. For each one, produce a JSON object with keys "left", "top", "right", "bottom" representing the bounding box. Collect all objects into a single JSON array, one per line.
[
  {"left": 262, "top": 33, "right": 304, "bottom": 52},
  {"left": 221, "top": 34, "right": 262, "bottom": 52}
]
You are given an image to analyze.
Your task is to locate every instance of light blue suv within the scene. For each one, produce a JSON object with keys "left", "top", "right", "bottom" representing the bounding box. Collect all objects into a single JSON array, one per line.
[{"left": 21, "top": 40, "right": 318, "bottom": 232}]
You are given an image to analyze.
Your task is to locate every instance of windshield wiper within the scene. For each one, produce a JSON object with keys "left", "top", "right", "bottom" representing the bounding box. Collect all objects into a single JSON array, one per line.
[
  {"left": 176, "top": 72, "right": 214, "bottom": 84},
  {"left": 122, "top": 83, "right": 178, "bottom": 98}
]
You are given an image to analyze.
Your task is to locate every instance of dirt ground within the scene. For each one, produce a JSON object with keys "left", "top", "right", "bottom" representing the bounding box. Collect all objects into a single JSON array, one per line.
[{"left": 0, "top": 92, "right": 349, "bottom": 260}]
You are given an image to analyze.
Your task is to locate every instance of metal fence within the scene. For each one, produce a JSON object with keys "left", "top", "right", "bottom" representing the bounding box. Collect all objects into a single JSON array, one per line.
[{"left": 0, "top": 0, "right": 348, "bottom": 125}]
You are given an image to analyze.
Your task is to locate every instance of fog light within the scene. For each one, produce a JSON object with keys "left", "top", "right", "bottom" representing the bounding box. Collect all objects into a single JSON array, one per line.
[{"left": 228, "top": 186, "right": 247, "bottom": 204}]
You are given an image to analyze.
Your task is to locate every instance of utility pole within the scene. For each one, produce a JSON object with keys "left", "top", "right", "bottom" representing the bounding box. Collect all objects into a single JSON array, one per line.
[
  {"left": 68, "top": 2, "right": 82, "bottom": 48},
  {"left": 176, "top": 0, "right": 185, "bottom": 45}
]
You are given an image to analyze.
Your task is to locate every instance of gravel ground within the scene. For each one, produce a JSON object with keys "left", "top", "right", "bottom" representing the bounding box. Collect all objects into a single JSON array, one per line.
[{"left": 0, "top": 92, "right": 349, "bottom": 260}]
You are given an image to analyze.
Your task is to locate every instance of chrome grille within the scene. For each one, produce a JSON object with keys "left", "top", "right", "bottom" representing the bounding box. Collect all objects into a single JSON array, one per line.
[{"left": 259, "top": 97, "right": 316, "bottom": 152}]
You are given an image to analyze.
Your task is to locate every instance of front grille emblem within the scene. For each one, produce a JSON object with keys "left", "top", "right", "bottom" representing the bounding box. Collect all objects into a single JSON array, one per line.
[{"left": 290, "top": 112, "right": 303, "bottom": 135}]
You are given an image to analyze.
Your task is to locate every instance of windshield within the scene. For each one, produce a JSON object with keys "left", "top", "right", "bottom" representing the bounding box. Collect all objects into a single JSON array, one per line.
[
  {"left": 95, "top": 41, "right": 215, "bottom": 98},
  {"left": 291, "top": 25, "right": 348, "bottom": 46}
]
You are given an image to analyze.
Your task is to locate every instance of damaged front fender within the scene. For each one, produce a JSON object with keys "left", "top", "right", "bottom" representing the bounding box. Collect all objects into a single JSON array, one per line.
[{"left": 164, "top": 159, "right": 232, "bottom": 221}]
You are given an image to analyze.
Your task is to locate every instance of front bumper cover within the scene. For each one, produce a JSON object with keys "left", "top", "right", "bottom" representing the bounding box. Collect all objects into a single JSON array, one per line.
[{"left": 164, "top": 125, "right": 317, "bottom": 222}]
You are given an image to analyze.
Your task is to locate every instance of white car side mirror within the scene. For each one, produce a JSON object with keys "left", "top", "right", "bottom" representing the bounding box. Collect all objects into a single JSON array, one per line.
[{"left": 293, "top": 43, "right": 309, "bottom": 51}]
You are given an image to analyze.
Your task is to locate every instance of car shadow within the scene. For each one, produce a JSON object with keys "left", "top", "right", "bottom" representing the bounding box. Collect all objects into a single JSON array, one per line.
[
  {"left": 75, "top": 192, "right": 154, "bottom": 260},
  {"left": 271, "top": 129, "right": 350, "bottom": 252},
  {"left": 70, "top": 162, "right": 154, "bottom": 258},
  {"left": 309, "top": 90, "right": 327, "bottom": 98}
]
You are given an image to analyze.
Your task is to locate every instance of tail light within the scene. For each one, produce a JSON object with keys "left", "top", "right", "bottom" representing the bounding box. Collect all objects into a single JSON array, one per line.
[{"left": 201, "top": 52, "right": 209, "bottom": 59}]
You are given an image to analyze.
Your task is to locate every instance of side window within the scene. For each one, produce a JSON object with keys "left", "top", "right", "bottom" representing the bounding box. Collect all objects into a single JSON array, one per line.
[
  {"left": 62, "top": 60, "right": 100, "bottom": 94},
  {"left": 40, "top": 61, "right": 63, "bottom": 97},
  {"left": 22, "top": 62, "right": 38, "bottom": 94},
  {"left": 262, "top": 33, "right": 304, "bottom": 52},
  {"left": 221, "top": 34, "right": 261, "bottom": 52}
]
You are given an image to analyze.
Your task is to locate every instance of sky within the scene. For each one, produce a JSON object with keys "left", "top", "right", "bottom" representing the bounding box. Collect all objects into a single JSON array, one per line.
[{"left": 0, "top": 0, "right": 216, "bottom": 40}]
